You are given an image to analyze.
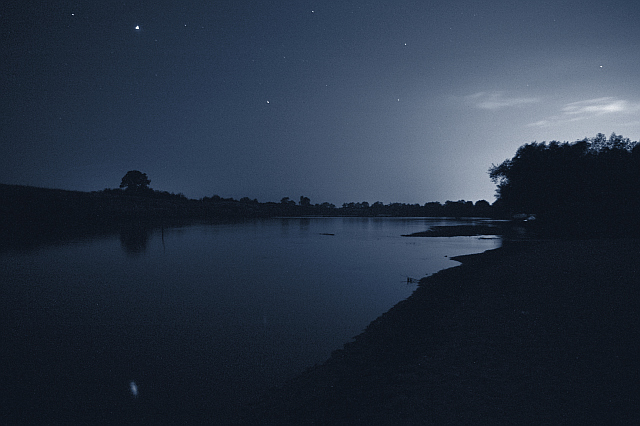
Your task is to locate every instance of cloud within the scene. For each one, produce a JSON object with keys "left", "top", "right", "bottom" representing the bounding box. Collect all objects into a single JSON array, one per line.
[
  {"left": 563, "top": 97, "right": 631, "bottom": 115},
  {"left": 466, "top": 91, "right": 540, "bottom": 110},
  {"left": 529, "top": 97, "right": 640, "bottom": 127}
]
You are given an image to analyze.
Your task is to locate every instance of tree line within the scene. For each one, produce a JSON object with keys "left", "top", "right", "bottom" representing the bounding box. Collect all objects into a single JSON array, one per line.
[
  {"left": 489, "top": 132, "right": 640, "bottom": 235},
  {"left": 113, "top": 170, "right": 498, "bottom": 218},
  {"left": 199, "top": 195, "right": 496, "bottom": 218}
]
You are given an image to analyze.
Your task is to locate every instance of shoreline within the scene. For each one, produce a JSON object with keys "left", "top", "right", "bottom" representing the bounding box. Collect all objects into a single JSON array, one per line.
[
  {"left": 241, "top": 238, "right": 639, "bottom": 424},
  {"left": 402, "top": 224, "right": 505, "bottom": 237}
]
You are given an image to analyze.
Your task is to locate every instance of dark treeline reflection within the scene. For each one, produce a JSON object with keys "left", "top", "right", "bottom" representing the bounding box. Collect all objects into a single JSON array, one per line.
[
  {"left": 119, "top": 224, "right": 152, "bottom": 255},
  {"left": 0, "top": 219, "right": 159, "bottom": 255}
]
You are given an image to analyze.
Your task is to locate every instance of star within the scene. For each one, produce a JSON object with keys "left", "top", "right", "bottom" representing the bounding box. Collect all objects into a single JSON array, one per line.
[{"left": 135, "top": 25, "right": 140, "bottom": 30}]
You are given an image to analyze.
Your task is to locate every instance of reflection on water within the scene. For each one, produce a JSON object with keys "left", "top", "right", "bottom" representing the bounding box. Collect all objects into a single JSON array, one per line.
[
  {"left": 0, "top": 217, "right": 500, "bottom": 424},
  {"left": 119, "top": 224, "right": 153, "bottom": 255}
]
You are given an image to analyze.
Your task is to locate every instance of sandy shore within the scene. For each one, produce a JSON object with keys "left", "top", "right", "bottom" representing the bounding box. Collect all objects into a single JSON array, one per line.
[{"left": 240, "top": 238, "right": 639, "bottom": 425}]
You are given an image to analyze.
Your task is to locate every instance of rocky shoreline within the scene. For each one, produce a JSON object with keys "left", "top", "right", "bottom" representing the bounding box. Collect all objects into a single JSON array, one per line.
[{"left": 240, "top": 238, "right": 640, "bottom": 424}]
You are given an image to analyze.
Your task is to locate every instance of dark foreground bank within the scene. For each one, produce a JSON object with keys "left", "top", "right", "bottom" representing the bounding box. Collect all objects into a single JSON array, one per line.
[{"left": 241, "top": 238, "right": 639, "bottom": 425}]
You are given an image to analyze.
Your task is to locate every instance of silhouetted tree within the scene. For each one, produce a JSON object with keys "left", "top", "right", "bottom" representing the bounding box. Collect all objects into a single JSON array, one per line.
[
  {"left": 299, "top": 196, "right": 311, "bottom": 206},
  {"left": 120, "top": 170, "right": 151, "bottom": 193},
  {"left": 443, "top": 200, "right": 474, "bottom": 217},
  {"left": 474, "top": 200, "right": 492, "bottom": 217},
  {"left": 317, "top": 202, "right": 336, "bottom": 210},
  {"left": 489, "top": 133, "right": 640, "bottom": 234}
]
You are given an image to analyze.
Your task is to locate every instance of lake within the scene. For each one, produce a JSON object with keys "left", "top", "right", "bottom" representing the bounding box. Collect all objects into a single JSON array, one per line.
[{"left": 1, "top": 217, "right": 500, "bottom": 424}]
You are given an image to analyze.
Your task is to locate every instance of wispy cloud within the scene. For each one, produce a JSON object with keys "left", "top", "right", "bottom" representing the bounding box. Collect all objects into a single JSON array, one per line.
[
  {"left": 562, "top": 97, "right": 629, "bottom": 115},
  {"left": 528, "top": 97, "right": 640, "bottom": 127},
  {"left": 466, "top": 91, "right": 540, "bottom": 110}
]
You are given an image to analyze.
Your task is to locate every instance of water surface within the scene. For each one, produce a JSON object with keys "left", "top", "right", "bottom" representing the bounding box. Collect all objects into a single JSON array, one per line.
[{"left": 1, "top": 217, "right": 500, "bottom": 424}]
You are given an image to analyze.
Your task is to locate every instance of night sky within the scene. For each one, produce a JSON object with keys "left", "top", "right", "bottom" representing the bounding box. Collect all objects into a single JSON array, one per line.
[{"left": 3, "top": 0, "right": 640, "bottom": 205}]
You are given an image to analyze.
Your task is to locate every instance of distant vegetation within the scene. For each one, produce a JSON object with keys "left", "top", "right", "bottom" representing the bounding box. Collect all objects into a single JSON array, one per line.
[
  {"left": 0, "top": 181, "right": 497, "bottom": 226},
  {"left": 490, "top": 132, "right": 640, "bottom": 235},
  {"left": 197, "top": 195, "right": 496, "bottom": 218},
  {"left": 0, "top": 170, "right": 500, "bottom": 241}
]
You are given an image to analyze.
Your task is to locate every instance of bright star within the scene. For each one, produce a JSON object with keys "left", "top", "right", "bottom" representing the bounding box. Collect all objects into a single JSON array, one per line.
[{"left": 135, "top": 25, "right": 140, "bottom": 30}]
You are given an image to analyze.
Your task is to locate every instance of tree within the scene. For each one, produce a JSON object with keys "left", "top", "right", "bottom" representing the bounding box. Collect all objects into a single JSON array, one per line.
[
  {"left": 317, "top": 202, "right": 336, "bottom": 210},
  {"left": 474, "top": 200, "right": 492, "bottom": 217},
  {"left": 299, "top": 196, "right": 311, "bottom": 206},
  {"left": 280, "top": 197, "right": 296, "bottom": 206},
  {"left": 120, "top": 170, "right": 151, "bottom": 193},
  {"left": 488, "top": 133, "right": 640, "bottom": 234}
]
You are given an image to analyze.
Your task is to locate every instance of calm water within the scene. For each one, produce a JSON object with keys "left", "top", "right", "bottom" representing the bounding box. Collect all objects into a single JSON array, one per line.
[{"left": 1, "top": 217, "right": 500, "bottom": 424}]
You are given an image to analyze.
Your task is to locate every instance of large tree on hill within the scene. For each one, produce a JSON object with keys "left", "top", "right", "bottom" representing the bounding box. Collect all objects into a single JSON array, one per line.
[
  {"left": 489, "top": 133, "right": 640, "bottom": 231},
  {"left": 120, "top": 170, "right": 151, "bottom": 192}
]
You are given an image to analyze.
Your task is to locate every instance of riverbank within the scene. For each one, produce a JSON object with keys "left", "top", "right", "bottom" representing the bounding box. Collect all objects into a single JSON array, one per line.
[
  {"left": 402, "top": 224, "right": 504, "bottom": 237},
  {"left": 241, "top": 238, "right": 639, "bottom": 424}
]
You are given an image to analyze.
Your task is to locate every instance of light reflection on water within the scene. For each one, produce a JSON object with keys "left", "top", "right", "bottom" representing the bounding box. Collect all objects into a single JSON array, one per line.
[{"left": 1, "top": 217, "right": 500, "bottom": 424}]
